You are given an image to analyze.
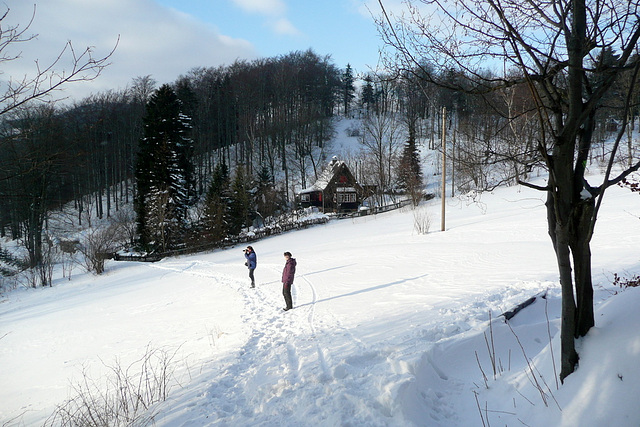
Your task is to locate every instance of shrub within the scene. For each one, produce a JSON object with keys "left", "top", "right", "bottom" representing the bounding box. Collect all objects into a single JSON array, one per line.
[
  {"left": 613, "top": 272, "right": 640, "bottom": 289},
  {"left": 46, "top": 344, "right": 181, "bottom": 427}
]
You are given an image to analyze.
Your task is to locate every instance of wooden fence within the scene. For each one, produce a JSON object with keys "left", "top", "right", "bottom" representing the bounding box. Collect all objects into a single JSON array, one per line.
[
  {"left": 334, "top": 198, "right": 412, "bottom": 219},
  {"left": 358, "top": 199, "right": 412, "bottom": 216},
  {"left": 113, "top": 216, "right": 329, "bottom": 262},
  {"left": 113, "top": 199, "right": 410, "bottom": 262}
]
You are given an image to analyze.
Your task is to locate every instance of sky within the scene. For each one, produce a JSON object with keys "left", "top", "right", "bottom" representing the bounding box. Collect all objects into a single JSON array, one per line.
[{"left": 1, "top": 0, "right": 392, "bottom": 102}]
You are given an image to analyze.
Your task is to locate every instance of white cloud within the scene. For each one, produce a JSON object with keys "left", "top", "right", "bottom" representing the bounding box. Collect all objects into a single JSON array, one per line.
[
  {"left": 271, "top": 17, "right": 301, "bottom": 36},
  {"left": 0, "top": 0, "right": 257, "bottom": 101},
  {"left": 231, "top": 0, "right": 287, "bottom": 16},
  {"left": 229, "top": 0, "right": 301, "bottom": 38}
]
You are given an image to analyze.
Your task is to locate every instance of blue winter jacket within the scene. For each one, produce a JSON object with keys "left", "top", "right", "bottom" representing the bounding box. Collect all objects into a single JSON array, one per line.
[{"left": 245, "top": 251, "right": 257, "bottom": 269}]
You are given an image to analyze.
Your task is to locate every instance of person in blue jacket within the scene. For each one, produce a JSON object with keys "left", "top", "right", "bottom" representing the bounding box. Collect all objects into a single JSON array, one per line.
[{"left": 244, "top": 246, "right": 257, "bottom": 288}]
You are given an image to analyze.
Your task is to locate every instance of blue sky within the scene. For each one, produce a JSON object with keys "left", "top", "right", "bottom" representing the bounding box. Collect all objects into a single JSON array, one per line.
[
  {"left": 2, "top": 0, "right": 388, "bottom": 101},
  {"left": 156, "top": 0, "right": 384, "bottom": 72}
]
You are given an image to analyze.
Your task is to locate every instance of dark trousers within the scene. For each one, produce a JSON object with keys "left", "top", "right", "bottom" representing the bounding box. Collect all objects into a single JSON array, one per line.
[
  {"left": 249, "top": 269, "right": 255, "bottom": 287},
  {"left": 283, "top": 283, "right": 293, "bottom": 309}
]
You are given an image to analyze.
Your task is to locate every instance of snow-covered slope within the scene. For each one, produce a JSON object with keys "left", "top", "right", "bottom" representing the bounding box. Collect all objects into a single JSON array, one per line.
[{"left": 1, "top": 177, "right": 639, "bottom": 426}]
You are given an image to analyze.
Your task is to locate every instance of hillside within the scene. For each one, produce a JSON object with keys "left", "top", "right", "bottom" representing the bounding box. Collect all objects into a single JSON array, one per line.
[{"left": 1, "top": 174, "right": 640, "bottom": 426}]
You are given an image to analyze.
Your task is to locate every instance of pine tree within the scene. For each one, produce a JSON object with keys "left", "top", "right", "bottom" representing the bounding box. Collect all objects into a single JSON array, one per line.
[
  {"left": 0, "top": 244, "right": 26, "bottom": 277},
  {"left": 255, "top": 163, "right": 281, "bottom": 220},
  {"left": 229, "top": 167, "right": 252, "bottom": 235},
  {"left": 135, "top": 84, "right": 193, "bottom": 251},
  {"left": 342, "top": 64, "right": 355, "bottom": 117},
  {"left": 361, "top": 74, "right": 376, "bottom": 113},
  {"left": 398, "top": 139, "right": 423, "bottom": 206},
  {"left": 203, "top": 162, "right": 231, "bottom": 242},
  {"left": 173, "top": 79, "right": 197, "bottom": 201}
]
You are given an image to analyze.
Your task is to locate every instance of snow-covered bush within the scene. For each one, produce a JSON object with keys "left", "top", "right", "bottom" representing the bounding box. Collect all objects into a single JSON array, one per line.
[{"left": 413, "top": 206, "right": 431, "bottom": 234}]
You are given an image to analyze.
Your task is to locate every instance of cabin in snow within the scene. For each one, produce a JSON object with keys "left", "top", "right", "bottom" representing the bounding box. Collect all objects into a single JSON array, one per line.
[{"left": 298, "top": 157, "right": 364, "bottom": 213}]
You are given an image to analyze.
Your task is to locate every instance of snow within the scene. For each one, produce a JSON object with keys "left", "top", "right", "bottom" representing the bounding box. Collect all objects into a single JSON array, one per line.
[
  {"left": 581, "top": 188, "right": 592, "bottom": 200},
  {"left": 2, "top": 179, "right": 640, "bottom": 426}
]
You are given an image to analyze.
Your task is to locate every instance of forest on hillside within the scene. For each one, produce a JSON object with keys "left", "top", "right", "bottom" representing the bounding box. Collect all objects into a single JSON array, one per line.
[{"left": 1, "top": 5, "right": 639, "bottom": 293}]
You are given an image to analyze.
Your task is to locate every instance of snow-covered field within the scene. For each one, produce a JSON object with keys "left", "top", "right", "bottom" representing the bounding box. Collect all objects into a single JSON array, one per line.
[{"left": 2, "top": 176, "right": 640, "bottom": 426}]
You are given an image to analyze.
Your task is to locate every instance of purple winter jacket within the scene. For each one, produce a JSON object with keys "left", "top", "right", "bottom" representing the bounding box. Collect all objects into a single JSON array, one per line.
[{"left": 282, "top": 258, "right": 297, "bottom": 286}]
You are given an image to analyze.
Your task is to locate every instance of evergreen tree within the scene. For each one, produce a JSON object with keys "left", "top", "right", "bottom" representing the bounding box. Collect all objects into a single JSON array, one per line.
[
  {"left": 203, "top": 162, "right": 231, "bottom": 242},
  {"left": 229, "top": 167, "right": 252, "bottom": 235},
  {"left": 398, "top": 139, "right": 423, "bottom": 206},
  {"left": 134, "top": 84, "right": 193, "bottom": 251},
  {"left": 0, "top": 244, "right": 26, "bottom": 277},
  {"left": 342, "top": 64, "right": 356, "bottom": 117},
  {"left": 174, "top": 78, "right": 198, "bottom": 200},
  {"left": 361, "top": 74, "right": 376, "bottom": 113},
  {"left": 254, "top": 163, "right": 282, "bottom": 220}
]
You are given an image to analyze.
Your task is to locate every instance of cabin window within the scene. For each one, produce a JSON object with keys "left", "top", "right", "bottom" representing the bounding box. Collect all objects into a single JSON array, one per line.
[
  {"left": 337, "top": 193, "right": 356, "bottom": 203},
  {"left": 301, "top": 194, "right": 310, "bottom": 202}
]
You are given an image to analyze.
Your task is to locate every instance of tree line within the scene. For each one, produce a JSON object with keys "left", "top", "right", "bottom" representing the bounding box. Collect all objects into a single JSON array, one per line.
[{"left": 0, "top": 48, "right": 372, "bottom": 285}]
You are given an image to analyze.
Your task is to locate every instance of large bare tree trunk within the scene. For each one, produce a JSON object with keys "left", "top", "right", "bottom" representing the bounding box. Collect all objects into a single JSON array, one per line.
[
  {"left": 549, "top": 193, "right": 596, "bottom": 381},
  {"left": 548, "top": 129, "right": 598, "bottom": 381},
  {"left": 546, "top": 184, "right": 580, "bottom": 382},
  {"left": 571, "top": 200, "right": 596, "bottom": 337}
]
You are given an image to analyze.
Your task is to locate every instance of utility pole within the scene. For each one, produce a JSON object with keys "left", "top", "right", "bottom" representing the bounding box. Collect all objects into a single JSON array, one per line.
[
  {"left": 451, "top": 120, "right": 456, "bottom": 198},
  {"left": 441, "top": 106, "right": 446, "bottom": 232}
]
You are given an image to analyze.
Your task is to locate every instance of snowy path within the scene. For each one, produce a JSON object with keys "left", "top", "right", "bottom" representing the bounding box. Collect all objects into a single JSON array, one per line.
[
  {"left": 150, "top": 259, "right": 378, "bottom": 425},
  {"left": 142, "top": 260, "right": 322, "bottom": 420}
]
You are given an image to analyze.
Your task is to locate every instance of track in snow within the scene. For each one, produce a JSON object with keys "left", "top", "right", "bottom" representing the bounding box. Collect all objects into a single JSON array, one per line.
[{"left": 147, "top": 258, "right": 349, "bottom": 424}]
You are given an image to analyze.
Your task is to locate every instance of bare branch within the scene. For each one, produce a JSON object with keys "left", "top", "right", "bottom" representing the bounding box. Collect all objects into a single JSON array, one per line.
[
  {"left": 517, "top": 179, "right": 551, "bottom": 192},
  {"left": 0, "top": 6, "right": 118, "bottom": 116}
]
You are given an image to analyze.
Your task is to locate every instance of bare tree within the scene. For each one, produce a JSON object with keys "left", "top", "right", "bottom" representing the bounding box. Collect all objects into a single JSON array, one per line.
[
  {"left": 360, "top": 108, "right": 402, "bottom": 200},
  {"left": 0, "top": 5, "right": 115, "bottom": 285},
  {"left": 377, "top": 0, "right": 640, "bottom": 381},
  {"left": 0, "top": 5, "right": 116, "bottom": 117},
  {"left": 78, "top": 219, "right": 126, "bottom": 274}
]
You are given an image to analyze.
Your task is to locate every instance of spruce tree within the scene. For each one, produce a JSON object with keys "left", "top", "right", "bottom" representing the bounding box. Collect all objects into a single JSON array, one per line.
[
  {"left": 342, "top": 64, "right": 356, "bottom": 117},
  {"left": 229, "top": 167, "right": 252, "bottom": 235},
  {"left": 361, "top": 75, "right": 376, "bottom": 113},
  {"left": 204, "top": 162, "right": 231, "bottom": 242},
  {"left": 173, "top": 79, "right": 197, "bottom": 201},
  {"left": 255, "top": 163, "right": 281, "bottom": 220},
  {"left": 134, "top": 84, "right": 193, "bottom": 251},
  {"left": 398, "top": 139, "right": 423, "bottom": 206},
  {"left": 0, "top": 244, "right": 26, "bottom": 277}
]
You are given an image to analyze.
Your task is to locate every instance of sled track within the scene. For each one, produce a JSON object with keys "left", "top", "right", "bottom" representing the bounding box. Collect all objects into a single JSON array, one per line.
[{"left": 300, "top": 274, "right": 317, "bottom": 335}]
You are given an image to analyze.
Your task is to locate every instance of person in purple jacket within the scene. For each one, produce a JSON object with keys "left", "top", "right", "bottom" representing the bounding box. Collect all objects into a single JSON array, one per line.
[
  {"left": 281, "top": 251, "right": 296, "bottom": 311},
  {"left": 244, "top": 246, "right": 257, "bottom": 288}
]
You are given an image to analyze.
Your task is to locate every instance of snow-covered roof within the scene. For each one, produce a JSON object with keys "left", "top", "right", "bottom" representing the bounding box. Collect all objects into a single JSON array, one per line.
[{"left": 299, "top": 156, "right": 346, "bottom": 194}]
